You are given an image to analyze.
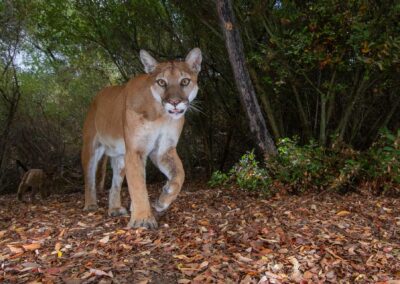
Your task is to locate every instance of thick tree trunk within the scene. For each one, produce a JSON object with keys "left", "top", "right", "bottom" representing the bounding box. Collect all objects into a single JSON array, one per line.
[{"left": 216, "top": 0, "right": 277, "bottom": 158}]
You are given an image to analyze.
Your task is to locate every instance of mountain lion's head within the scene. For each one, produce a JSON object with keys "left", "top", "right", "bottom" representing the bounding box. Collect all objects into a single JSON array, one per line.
[{"left": 140, "top": 48, "right": 202, "bottom": 119}]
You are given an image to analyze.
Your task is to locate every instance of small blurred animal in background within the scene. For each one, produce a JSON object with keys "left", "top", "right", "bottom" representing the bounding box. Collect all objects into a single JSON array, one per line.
[{"left": 17, "top": 169, "right": 49, "bottom": 202}]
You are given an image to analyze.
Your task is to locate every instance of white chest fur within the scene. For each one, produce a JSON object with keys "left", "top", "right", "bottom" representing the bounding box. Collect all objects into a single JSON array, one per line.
[
  {"left": 98, "top": 118, "right": 182, "bottom": 159},
  {"left": 133, "top": 118, "right": 181, "bottom": 157}
]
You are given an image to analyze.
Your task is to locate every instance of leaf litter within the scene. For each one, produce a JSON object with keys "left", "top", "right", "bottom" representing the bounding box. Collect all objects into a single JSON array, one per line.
[{"left": 0, "top": 182, "right": 399, "bottom": 283}]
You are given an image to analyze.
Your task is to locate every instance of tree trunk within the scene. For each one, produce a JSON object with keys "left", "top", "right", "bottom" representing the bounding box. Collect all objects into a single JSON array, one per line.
[{"left": 216, "top": 0, "right": 277, "bottom": 158}]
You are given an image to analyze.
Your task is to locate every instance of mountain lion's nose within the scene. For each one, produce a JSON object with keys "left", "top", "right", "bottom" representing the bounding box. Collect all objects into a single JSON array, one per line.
[{"left": 167, "top": 98, "right": 182, "bottom": 107}]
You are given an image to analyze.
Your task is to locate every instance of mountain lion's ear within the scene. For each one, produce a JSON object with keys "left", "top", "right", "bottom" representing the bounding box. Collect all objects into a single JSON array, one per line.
[
  {"left": 140, "top": 50, "right": 158, "bottom": 73},
  {"left": 185, "top": 48, "right": 202, "bottom": 73}
]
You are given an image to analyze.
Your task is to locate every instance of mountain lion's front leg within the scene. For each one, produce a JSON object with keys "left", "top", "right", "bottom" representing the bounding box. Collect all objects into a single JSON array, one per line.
[
  {"left": 152, "top": 147, "right": 185, "bottom": 213},
  {"left": 125, "top": 150, "right": 157, "bottom": 229}
]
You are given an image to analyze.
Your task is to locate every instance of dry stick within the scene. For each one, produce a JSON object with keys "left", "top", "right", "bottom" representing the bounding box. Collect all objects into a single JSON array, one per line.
[{"left": 216, "top": 0, "right": 277, "bottom": 159}]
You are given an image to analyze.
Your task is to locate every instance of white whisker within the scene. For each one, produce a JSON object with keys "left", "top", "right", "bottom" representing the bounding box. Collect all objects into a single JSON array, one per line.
[{"left": 188, "top": 102, "right": 207, "bottom": 116}]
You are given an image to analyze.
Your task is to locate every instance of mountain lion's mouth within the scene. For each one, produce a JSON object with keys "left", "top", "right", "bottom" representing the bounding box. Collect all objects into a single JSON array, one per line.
[{"left": 168, "top": 109, "right": 185, "bottom": 114}]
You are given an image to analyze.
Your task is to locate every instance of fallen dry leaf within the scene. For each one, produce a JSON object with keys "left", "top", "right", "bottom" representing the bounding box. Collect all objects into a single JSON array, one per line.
[
  {"left": 22, "top": 243, "right": 41, "bottom": 251},
  {"left": 336, "top": 210, "right": 351, "bottom": 216},
  {"left": 77, "top": 221, "right": 87, "bottom": 227},
  {"left": 99, "top": 235, "right": 110, "bottom": 244},
  {"left": 288, "top": 256, "right": 302, "bottom": 282},
  {"left": 7, "top": 245, "right": 23, "bottom": 254},
  {"left": 89, "top": 268, "right": 113, "bottom": 278},
  {"left": 0, "top": 184, "right": 399, "bottom": 283}
]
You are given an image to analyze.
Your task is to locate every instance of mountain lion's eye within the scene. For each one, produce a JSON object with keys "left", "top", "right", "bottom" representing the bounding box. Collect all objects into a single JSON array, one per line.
[
  {"left": 156, "top": 79, "right": 167, "bottom": 87},
  {"left": 180, "top": 78, "right": 191, "bottom": 86}
]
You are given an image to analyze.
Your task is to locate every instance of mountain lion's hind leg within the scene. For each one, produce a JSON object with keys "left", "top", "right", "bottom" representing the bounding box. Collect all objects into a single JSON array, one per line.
[
  {"left": 17, "top": 184, "right": 28, "bottom": 202},
  {"left": 30, "top": 185, "right": 39, "bottom": 201},
  {"left": 108, "top": 155, "right": 127, "bottom": 216},
  {"left": 83, "top": 140, "right": 105, "bottom": 211}
]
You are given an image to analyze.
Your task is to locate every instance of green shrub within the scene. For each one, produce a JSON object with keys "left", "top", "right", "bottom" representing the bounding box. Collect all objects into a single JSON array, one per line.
[
  {"left": 208, "top": 129, "right": 399, "bottom": 195},
  {"left": 208, "top": 170, "right": 229, "bottom": 188},
  {"left": 270, "top": 137, "right": 328, "bottom": 193},
  {"left": 208, "top": 151, "right": 271, "bottom": 193},
  {"left": 229, "top": 150, "right": 270, "bottom": 192},
  {"left": 363, "top": 129, "right": 400, "bottom": 193}
]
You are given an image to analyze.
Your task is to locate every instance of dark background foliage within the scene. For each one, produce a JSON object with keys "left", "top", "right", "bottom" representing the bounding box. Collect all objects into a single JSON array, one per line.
[{"left": 1, "top": 0, "right": 399, "bottom": 193}]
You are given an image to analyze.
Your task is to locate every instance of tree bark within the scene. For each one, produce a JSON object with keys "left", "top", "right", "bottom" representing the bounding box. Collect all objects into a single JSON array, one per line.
[{"left": 216, "top": 0, "right": 277, "bottom": 158}]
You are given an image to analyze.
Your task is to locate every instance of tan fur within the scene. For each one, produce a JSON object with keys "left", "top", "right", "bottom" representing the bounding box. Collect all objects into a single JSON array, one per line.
[
  {"left": 82, "top": 48, "right": 202, "bottom": 229},
  {"left": 17, "top": 169, "right": 46, "bottom": 201}
]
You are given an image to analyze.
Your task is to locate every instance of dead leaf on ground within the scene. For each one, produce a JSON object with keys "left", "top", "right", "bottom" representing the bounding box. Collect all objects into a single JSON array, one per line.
[
  {"left": 336, "top": 210, "right": 351, "bottom": 216},
  {"left": 22, "top": 243, "right": 41, "bottom": 251}
]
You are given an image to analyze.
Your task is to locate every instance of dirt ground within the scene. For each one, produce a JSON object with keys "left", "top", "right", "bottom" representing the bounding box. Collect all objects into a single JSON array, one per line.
[{"left": 0, "top": 182, "right": 399, "bottom": 283}]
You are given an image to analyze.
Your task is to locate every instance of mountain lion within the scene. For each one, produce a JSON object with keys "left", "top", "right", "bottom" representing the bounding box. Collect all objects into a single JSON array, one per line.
[
  {"left": 17, "top": 169, "right": 47, "bottom": 201},
  {"left": 82, "top": 48, "right": 202, "bottom": 229}
]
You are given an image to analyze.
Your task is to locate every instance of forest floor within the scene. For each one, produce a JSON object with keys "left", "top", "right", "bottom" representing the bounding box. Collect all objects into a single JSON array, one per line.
[{"left": 0, "top": 182, "right": 399, "bottom": 284}]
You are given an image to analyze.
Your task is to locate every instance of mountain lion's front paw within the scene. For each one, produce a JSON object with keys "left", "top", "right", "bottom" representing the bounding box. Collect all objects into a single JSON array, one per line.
[
  {"left": 127, "top": 215, "right": 158, "bottom": 229},
  {"left": 83, "top": 204, "right": 98, "bottom": 211},
  {"left": 108, "top": 207, "right": 128, "bottom": 217}
]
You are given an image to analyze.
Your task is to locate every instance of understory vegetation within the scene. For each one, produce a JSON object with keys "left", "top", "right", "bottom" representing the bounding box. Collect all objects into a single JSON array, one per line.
[
  {"left": 1, "top": 1, "right": 399, "bottom": 193},
  {"left": 209, "top": 129, "right": 400, "bottom": 195}
]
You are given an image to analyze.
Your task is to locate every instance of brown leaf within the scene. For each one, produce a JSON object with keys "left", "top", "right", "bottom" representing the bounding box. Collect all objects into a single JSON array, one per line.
[
  {"left": 55, "top": 242, "right": 62, "bottom": 252},
  {"left": 99, "top": 235, "right": 110, "bottom": 244},
  {"left": 303, "top": 271, "right": 314, "bottom": 279},
  {"left": 89, "top": 268, "right": 113, "bottom": 278},
  {"left": 44, "top": 267, "right": 64, "bottom": 275},
  {"left": 71, "top": 251, "right": 87, "bottom": 258},
  {"left": 336, "top": 210, "right": 351, "bottom": 216},
  {"left": 58, "top": 228, "right": 66, "bottom": 238},
  {"left": 0, "top": 254, "right": 10, "bottom": 261},
  {"left": 120, "top": 244, "right": 132, "bottom": 250},
  {"left": 0, "top": 230, "right": 6, "bottom": 238},
  {"left": 288, "top": 256, "right": 302, "bottom": 282},
  {"left": 199, "top": 261, "right": 209, "bottom": 270},
  {"left": 198, "top": 219, "right": 210, "bottom": 226},
  {"left": 7, "top": 245, "right": 23, "bottom": 254},
  {"left": 77, "top": 221, "right": 88, "bottom": 227},
  {"left": 235, "top": 253, "right": 253, "bottom": 263},
  {"left": 325, "top": 247, "right": 344, "bottom": 260},
  {"left": 173, "top": 254, "right": 190, "bottom": 261},
  {"left": 22, "top": 243, "right": 41, "bottom": 251},
  {"left": 224, "top": 21, "right": 233, "bottom": 31}
]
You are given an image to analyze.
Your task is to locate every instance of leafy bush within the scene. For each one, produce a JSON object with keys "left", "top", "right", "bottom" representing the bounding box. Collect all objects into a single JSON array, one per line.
[
  {"left": 208, "top": 171, "right": 229, "bottom": 188},
  {"left": 269, "top": 138, "right": 327, "bottom": 192},
  {"left": 363, "top": 129, "right": 400, "bottom": 193},
  {"left": 209, "top": 129, "right": 399, "bottom": 195},
  {"left": 208, "top": 150, "right": 270, "bottom": 193},
  {"left": 230, "top": 150, "right": 270, "bottom": 192}
]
